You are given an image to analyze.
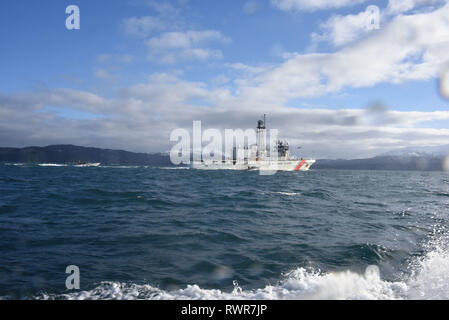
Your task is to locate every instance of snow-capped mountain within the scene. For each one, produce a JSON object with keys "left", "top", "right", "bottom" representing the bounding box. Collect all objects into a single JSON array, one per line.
[{"left": 382, "top": 145, "right": 449, "bottom": 158}]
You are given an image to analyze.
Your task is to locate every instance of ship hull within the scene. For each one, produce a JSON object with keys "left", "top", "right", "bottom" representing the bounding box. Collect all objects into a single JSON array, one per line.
[{"left": 191, "top": 159, "right": 315, "bottom": 171}]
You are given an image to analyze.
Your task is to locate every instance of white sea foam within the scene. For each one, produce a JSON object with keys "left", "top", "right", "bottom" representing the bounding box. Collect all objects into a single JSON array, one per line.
[
  {"left": 406, "top": 246, "right": 449, "bottom": 299},
  {"left": 38, "top": 164, "right": 68, "bottom": 167},
  {"left": 41, "top": 266, "right": 400, "bottom": 300},
  {"left": 100, "top": 166, "right": 144, "bottom": 169},
  {"left": 38, "top": 241, "right": 449, "bottom": 300},
  {"left": 271, "top": 191, "right": 300, "bottom": 196},
  {"left": 258, "top": 191, "right": 300, "bottom": 196}
]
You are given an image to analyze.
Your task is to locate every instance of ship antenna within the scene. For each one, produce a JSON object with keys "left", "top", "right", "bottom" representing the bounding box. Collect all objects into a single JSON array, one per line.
[{"left": 263, "top": 114, "right": 266, "bottom": 129}]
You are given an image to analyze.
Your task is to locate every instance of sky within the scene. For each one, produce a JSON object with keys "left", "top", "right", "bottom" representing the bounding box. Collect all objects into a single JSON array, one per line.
[{"left": 1, "top": 0, "right": 449, "bottom": 159}]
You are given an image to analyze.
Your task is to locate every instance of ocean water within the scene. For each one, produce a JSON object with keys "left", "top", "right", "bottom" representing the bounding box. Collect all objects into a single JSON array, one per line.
[{"left": 1, "top": 164, "right": 449, "bottom": 300}]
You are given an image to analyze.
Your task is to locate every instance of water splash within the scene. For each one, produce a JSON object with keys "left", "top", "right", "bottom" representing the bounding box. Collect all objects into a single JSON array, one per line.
[{"left": 36, "top": 241, "right": 449, "bottom": 300}]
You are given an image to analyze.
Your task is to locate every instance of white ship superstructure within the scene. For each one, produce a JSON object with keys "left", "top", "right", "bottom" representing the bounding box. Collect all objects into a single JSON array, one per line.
[{"left": 192, "top": 116, "right": 315, "bottom": 171}]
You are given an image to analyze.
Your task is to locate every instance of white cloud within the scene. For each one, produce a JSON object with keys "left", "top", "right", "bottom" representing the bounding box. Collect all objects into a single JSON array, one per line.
[
  {"left": 226, "top": 63, "right": 266, "bottom": 74},
  {"left": 312, "top": 8, "right": 379, "bottom": 47},
  {"left": 146, "top": 0, "right": 179, "bottom": 16},
  {"left": 147, "top": 30, "right": 229, "bottom": 50},
  {"left": 146, "top": 30, "right": 230, "bottom": 63},
  {"left": 239, "top": 3, "right": 449, "bottom": 106},
  {"left": 122, "top": 1, "right": 228, "bottom": 64},
  {"left": 95, "top": 69, "right": 117, "bottom": 82},
  {"left": 271, "top": 0, "right": 367, "bottom": 12},
  {"left": 40, "top": 89, "right": 110, "bottom": 115},
  {"left": 3, "top": 84, "right": 449, "bottom": 158},
  {"left": 270, "top": 43, "right": 296, "bottom": 59},
  {"left": 122, "top": 1, "right": 186, "bottom": 37},
  {"left": 212, "top": 75, "right": 231, "bottom": 85},
  {"left": 386, "top": 0, "right": 447, "bottom": 15},
  {"left": 122, "top": 16, "right": 166, "bottom": 37}
]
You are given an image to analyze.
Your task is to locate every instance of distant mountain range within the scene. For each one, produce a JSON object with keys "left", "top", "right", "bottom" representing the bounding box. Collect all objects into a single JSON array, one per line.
[
  {"left": 314, "top": 145, "right": 449, "bottom": 171},
  {"left": 381, "top": 144, "right": 449, "bottom": 158},
  {"left": 1, "top": 144, "right": 448, "bottom": 171},
  {"left": 0, "top": 145, "right": 173, "bottom": 167},
  {"left": 313, "top": 155, "right": 446, "bottom": 171}
]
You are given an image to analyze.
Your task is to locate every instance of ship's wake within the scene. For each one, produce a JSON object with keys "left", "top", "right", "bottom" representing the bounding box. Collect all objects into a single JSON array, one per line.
[{"left": 38, "top": 237, "right": 449, "bottom": 300}]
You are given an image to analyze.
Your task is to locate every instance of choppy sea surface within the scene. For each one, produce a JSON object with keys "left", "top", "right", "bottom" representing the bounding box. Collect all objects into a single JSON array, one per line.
[{"left": 1, "top": 163, "right": 449, "bottom": 300}]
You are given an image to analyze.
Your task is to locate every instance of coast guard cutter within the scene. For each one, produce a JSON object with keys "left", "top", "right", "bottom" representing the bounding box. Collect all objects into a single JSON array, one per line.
[{"left": 191, "top": 116, "right": 315, "bottom": 171}]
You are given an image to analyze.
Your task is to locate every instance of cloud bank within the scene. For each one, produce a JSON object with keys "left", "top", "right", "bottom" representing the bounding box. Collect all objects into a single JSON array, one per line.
[{"left": 2, "top": 2, "right": 449, "bottom": 159}]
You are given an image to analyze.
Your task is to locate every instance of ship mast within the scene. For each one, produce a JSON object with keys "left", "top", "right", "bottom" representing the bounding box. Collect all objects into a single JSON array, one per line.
[{"left": 256, "top": 114, "right": 266, "bottom": 161}]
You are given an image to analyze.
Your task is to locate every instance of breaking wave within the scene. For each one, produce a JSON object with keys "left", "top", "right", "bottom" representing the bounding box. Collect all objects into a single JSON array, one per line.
[
  {"left": 38, "top": 239, "right": 449, "bottom": 300},
  {"left": 38, "top": 164, "right": 68, "bottom": 167}
]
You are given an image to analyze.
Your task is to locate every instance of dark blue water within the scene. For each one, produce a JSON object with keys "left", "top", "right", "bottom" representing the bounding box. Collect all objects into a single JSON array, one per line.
[{"left": 1, "top": 164, "right": 449, "bottom": 299}]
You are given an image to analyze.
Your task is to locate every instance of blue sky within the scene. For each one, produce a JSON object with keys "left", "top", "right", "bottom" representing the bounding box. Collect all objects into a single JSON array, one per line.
[
  {"left": 0, "top": 0, "right": 362, "bottom": 92},
  {"left": 1, "top": 0, "right": 449, "bottom": 158}
]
